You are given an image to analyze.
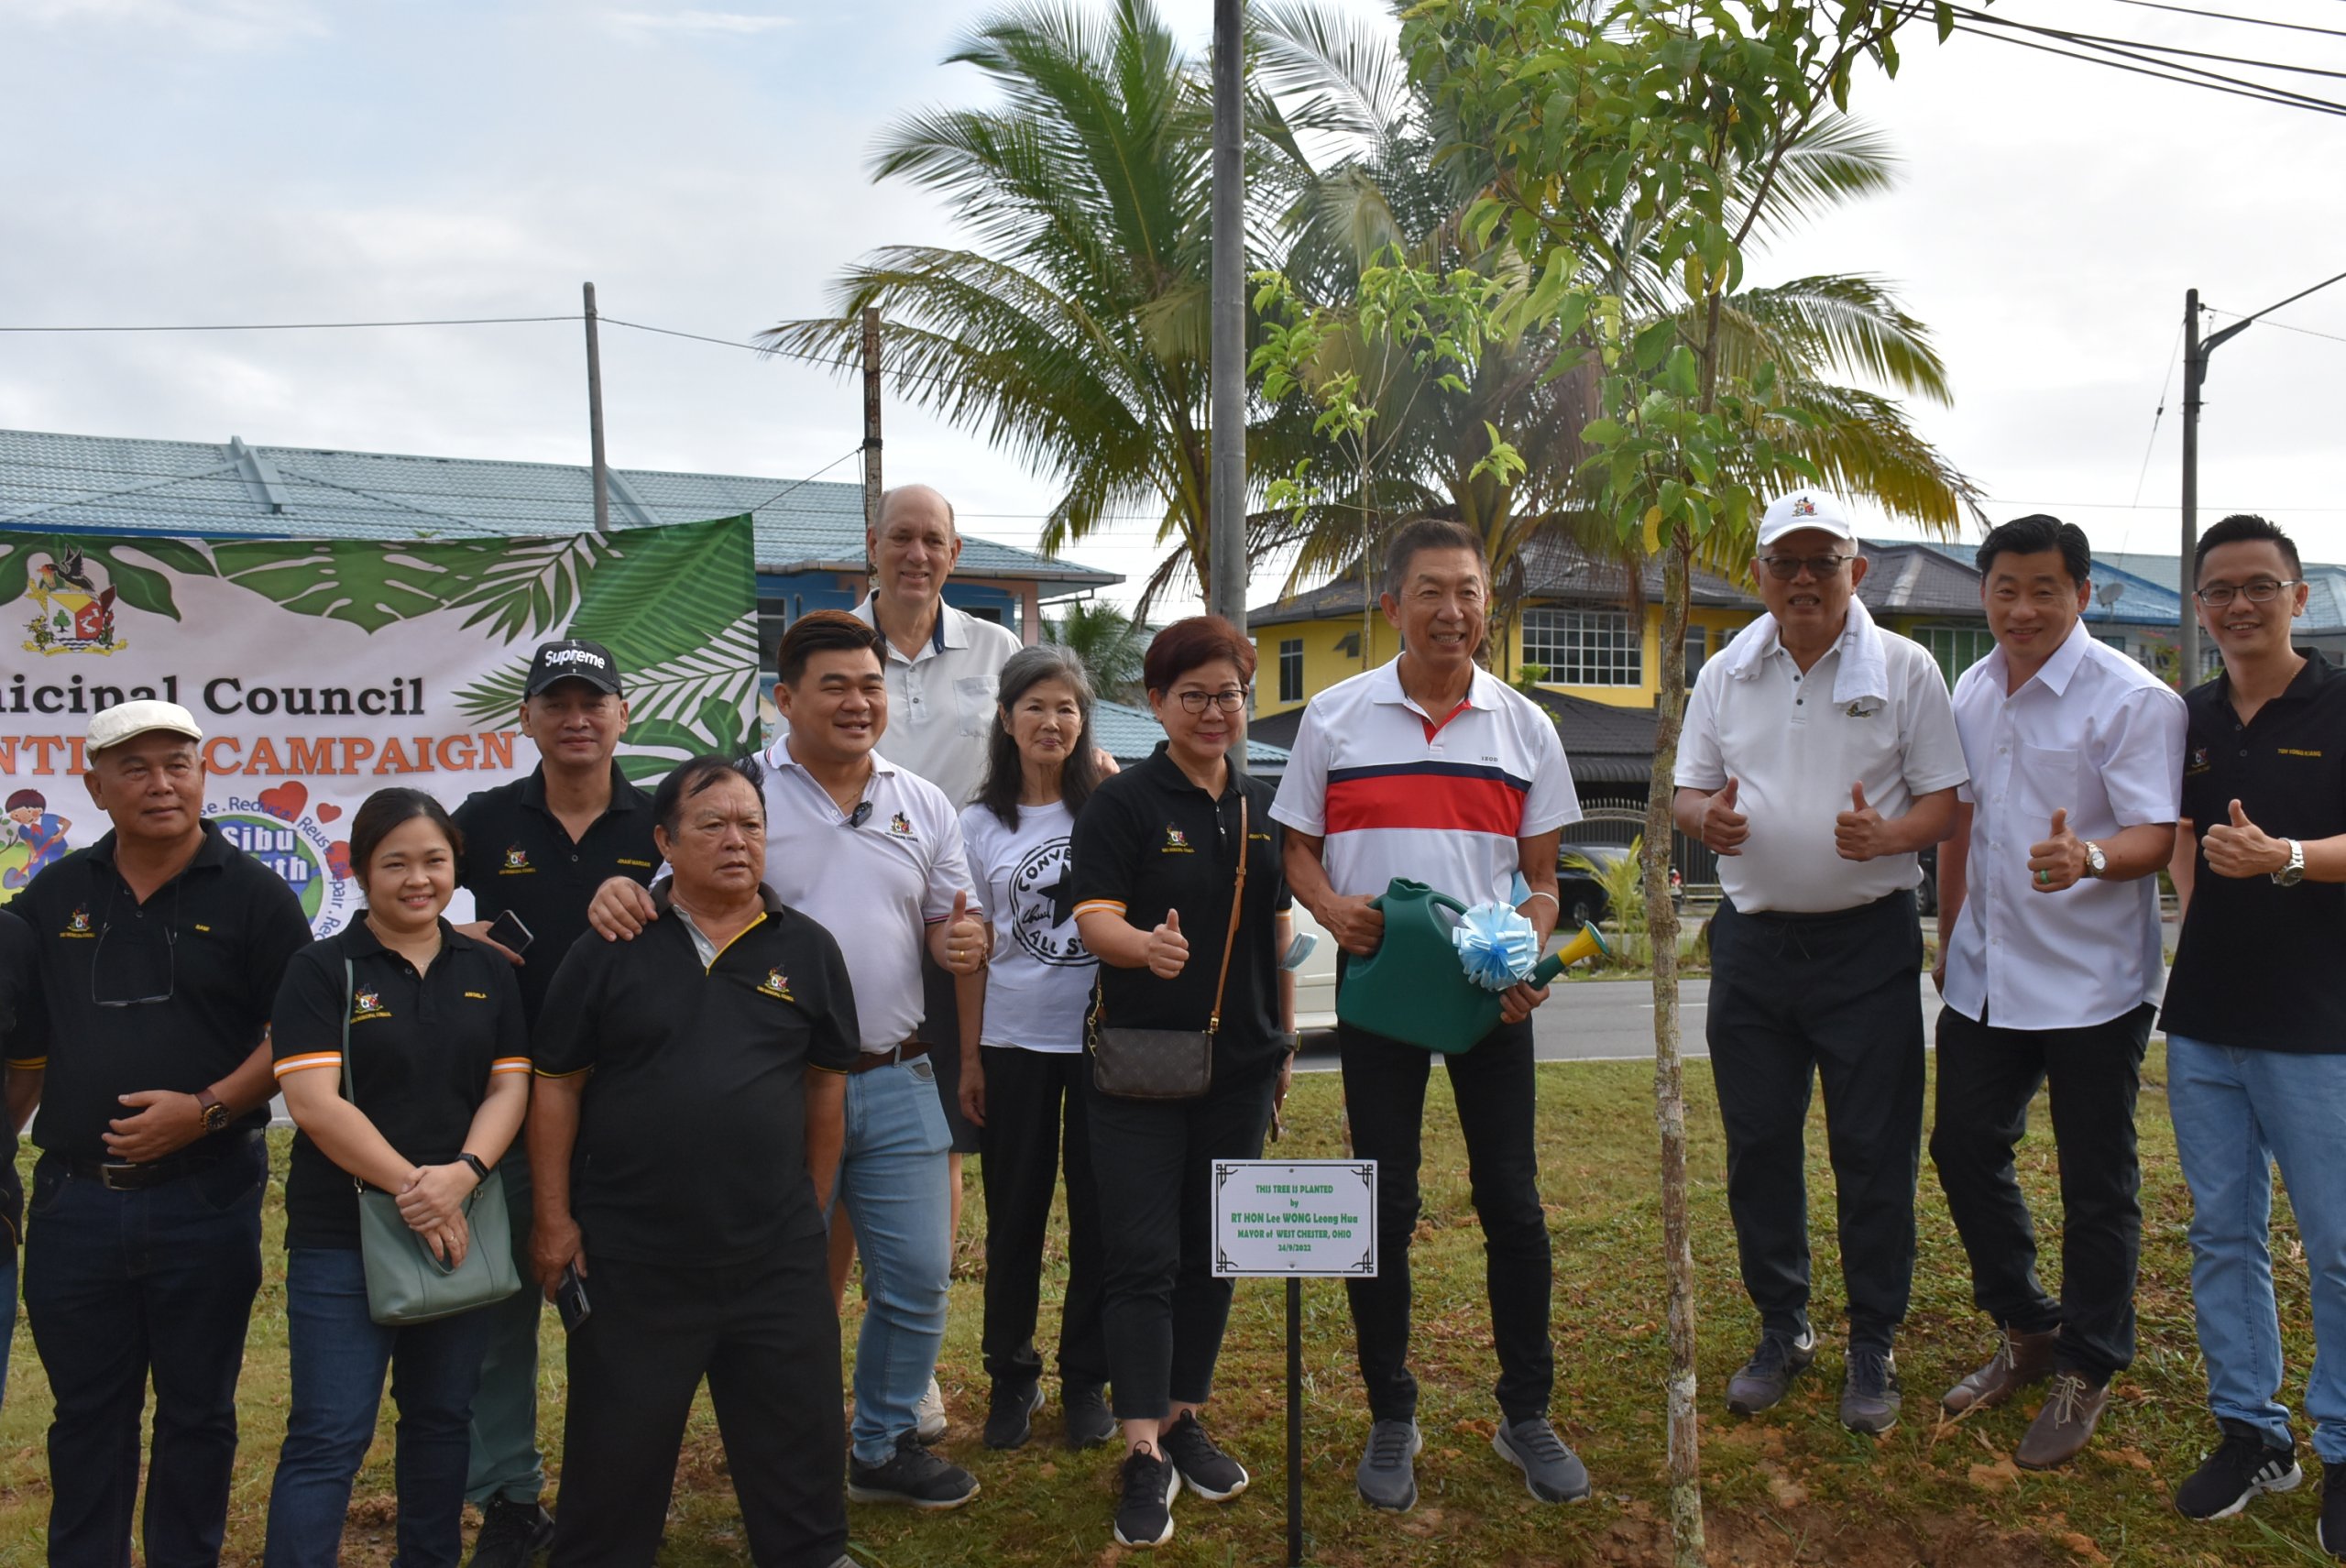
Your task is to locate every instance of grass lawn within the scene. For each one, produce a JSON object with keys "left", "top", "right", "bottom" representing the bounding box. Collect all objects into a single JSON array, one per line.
[{"left": 0, "top": 1040, "right": 2327, "bottom": 1566}]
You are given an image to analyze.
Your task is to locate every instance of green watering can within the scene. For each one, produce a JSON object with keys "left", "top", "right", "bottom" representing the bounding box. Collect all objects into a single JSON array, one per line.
[{"left": 1334, "top": 878, "right": 1610, "bottom": 1054}]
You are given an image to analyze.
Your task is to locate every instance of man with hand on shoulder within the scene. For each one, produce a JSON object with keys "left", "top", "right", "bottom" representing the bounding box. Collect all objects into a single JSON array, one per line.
[
  {"left": 1672, "top": 488, "right": 1966, "bottom": 1437},
  {"left": 15, "top": 700, "right": 313, "bottom": 1565},
  {"left": 1926, "top": 515, "right": 2184, "bottom": 1470}
]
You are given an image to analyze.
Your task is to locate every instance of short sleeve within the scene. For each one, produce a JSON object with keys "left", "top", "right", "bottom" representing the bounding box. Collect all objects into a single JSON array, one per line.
[
  {"left": 531, "top": 932, "right": 609, "bottom": 1079},
  {"left": 921, "top": 800, "right": 981, "bottom": 925},
  {"left": 1268, "top": 705, "right": 1332, "bottom": 835},
  {"left": 451, "top": 789, "right": 493, "bottom": 895},
  {"left": 1674, "top": 663, "right": 1728, "bottom": 790},
  {"left": 0, "top": 911, "right": 44, "bottom": 1068},
  {"left": 487, "top": 956, "right": 531, "bottom": 1075},
  {"left": 1070, "top": 781, "right": 1146, "bottom": 921},
  {"left": 1898, "top": 652, "right": 1970, "bottom": 795},
  {"left": 1517, "top": 710, "right": 1582, "bottom": 836},
  {"left": 805, "top": 921, "right": 862, "bottom": 1073},
  {"left": 269, "top": 944, "right": 346, "bottom": 1080},
  {"left": 248, "top": 873, "right": 318, "bottom": 1029},
  {"left": 2099, "top": 685, "right": 2188, "bottom": 828}
]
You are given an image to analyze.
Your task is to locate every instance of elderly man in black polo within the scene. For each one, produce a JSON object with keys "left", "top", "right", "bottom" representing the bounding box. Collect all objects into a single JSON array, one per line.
[
  {"left": 530, "top": 754, "right": 859, "bottom": 1568},
  {"left": 14, "top": 699, "right": 313, "bottom": 1566}
]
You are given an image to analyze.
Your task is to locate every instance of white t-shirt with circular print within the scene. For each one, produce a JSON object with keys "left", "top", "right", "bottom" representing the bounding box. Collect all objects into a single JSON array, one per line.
[{"left": 959, "top": 798, "right": 1095, "bottom": 1053}]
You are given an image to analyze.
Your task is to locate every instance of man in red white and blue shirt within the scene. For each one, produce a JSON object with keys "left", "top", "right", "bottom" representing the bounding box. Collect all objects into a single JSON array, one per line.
[{"left": 1273, "top": 518, "right": 1584, "bottom": 1515}]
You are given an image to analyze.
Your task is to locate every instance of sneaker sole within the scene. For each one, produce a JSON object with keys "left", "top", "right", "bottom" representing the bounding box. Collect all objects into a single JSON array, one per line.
[
  {"left": 1490, "top": 1428, "right": 1593, "bottom": 1504},
  {"left": 1176, "top": 1462, "right": 1249, "bottom": 1503},
  {"left": 1114, "top": 1465, "right": 1180, "bottom": 1548},
  {"left": 984, "top": 1386, "right": 1046, "bottom": 1451},
  {"left": 1841, "top": 1406, "right": 1902, "bottom": 1435},
  {"left": 2182, "top": 1462, "right": 2302, "bottom": 1521},
  {"left": 1357, "top": 1428, "right": 1424, "bottom": 1513},
  {"left": 846, "top": 1478, "right": 982, "bottom": 1511}
]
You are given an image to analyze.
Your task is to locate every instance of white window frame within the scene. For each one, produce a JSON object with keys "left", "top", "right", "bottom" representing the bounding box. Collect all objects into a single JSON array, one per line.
[{"left": 1523, "top": 608, "right": 1641, "bottom": 687}]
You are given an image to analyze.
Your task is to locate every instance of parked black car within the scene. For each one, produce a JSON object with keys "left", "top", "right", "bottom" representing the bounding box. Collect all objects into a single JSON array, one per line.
[{"left": 1555, "top": 842, "right": 1686, "bottom": 927}]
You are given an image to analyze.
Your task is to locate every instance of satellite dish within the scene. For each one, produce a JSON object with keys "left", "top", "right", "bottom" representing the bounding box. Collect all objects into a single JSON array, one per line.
[{"left": 2096, "top": 579, "right": 2127, "bottom": 611}]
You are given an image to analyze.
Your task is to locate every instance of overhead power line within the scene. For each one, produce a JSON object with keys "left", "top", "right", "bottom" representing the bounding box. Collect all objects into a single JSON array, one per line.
[
  {"left": 2102, "top": 0, "right": 2346, "bottom": 41},
  {"left": 0, "top": 314, "right": 578, "bottom": 333},
  {"left": 1949, "top": 19, "right": 2346, "bottom": 115}
]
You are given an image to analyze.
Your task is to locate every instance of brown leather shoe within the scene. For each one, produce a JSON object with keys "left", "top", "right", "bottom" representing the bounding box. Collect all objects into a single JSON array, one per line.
[
  {"left": 1941, "top": 1327, "right": 2058, "bottom": 1414},
  {"left": 2015, "top": 1371, "right": 2109, "bottom": 1470}
]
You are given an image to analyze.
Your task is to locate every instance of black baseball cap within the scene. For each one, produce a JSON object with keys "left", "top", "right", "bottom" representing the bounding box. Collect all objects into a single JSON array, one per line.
[{"left": 525, "top": 638, "right": 624, "bottom": 696}]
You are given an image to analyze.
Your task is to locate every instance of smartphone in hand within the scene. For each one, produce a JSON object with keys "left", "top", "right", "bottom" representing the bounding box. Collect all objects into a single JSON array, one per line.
[
  {"left": 486, "top": 909, "right": 535, "bottom": 955},
  {"left": 554, "top": 1263, "right": 591, "bottom": 1333}
]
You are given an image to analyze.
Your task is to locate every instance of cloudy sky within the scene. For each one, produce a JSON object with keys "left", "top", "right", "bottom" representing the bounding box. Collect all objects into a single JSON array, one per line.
[{"left": 4, "top": 0, "right": 2342, "bottom": 619}]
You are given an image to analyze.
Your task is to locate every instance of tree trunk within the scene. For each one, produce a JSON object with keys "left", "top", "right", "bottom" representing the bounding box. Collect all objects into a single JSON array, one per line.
[{"left": 1642, "top": 523, "right": 1706, "bottom": 1567}]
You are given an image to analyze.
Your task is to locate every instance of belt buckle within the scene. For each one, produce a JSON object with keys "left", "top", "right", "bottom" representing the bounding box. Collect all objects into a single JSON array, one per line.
[{"left": 97, "top": 1162, "right": 142, "bottom": 1192}]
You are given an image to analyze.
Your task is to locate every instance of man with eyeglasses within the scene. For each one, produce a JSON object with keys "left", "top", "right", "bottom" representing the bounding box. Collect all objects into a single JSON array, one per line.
[
  {"left": 1672, "top": 488, "right": 1966, "bottom": 1435},
  {"left": 1276, "top": 517, "right": 1585, "bottom": 1513},
  {"left": 587, "top": 610, "right": 992, "bottom": 1512},
  {"left": 12, "top": 700, "right": 312, "bottom": 1565},
  {"left": 2158, "top": 514, "right": 2346, "bottom": 1552}
]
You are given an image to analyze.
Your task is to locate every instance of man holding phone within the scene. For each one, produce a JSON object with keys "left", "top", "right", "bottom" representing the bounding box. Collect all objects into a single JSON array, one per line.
[{"left": 451, "top": 638, "right": 662, "bottom": 1568}]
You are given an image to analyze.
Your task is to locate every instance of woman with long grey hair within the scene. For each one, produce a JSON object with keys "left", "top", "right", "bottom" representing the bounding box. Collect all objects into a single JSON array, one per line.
[{"left": 956, "top": 643, "right": 1116, "bottom": 1454}]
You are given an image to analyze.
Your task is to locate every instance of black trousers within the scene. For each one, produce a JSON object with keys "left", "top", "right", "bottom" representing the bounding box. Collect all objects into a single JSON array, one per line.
[
  {"left": 1928, "top": 1001, "right": 2152, "bottom": 1381},
  {"left": 1339, "top": 1016, "right": 1554, "bottom": 1425},
  {"left": 978, "top": 1045, "right": 1110, "bottom": 1389},
  {"left": 550, "top": 1247, "right": 844, "bottom": 1568},
  {"left": 1084, "top": 1061, "right": 1277, "bottom": 1420},
  {"left": 1706, "top": 892, "right": 1924, "bottom": 1353},
  {"left": 919, "top": 950, "right": 981, "bottom": 1155}
]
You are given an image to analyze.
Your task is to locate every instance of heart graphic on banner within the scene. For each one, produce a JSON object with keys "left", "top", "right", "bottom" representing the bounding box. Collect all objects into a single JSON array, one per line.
[
  {"left": 315, "top": 803, "right": 342, "bottom": 823},
  {"left": 258, "top": 782, "right": 308, "bottom": 821},
  {"left": 326, "top": 842, "right": 352, "bottom": 881}
]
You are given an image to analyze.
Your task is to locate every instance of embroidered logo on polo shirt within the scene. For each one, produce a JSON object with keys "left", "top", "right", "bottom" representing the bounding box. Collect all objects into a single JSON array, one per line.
[
  {"left": 2187, "top": 745, "right": 2210, "bottom": 775},
  {"left": 888, "top": 812, "right": 915, "bottom": 839},
  {"left": 351, "top": 986, "right": 390, "bottom": 1023},
  {"left": 1844, "top": 699, "right": 1882, "bottom": 718},
  {"left": 1162, "top": 826, "right": 1192, "bottom": 853},
  {"left": 60, "top": 906, "right": 94, "bottom": 938},
  {"left": 499, "top": 845, "right": 534, "bottom": 875},
  {"left": 616, "top": 857, "right": 653, "bottom": 869},
  {"left": 757, "top": 967, "right": 795, "bottom": 1002},
  {"left": 464, "top": 991, "right": 489, "bottom": 1001},
  {"left": 2279, "top": 748, "right": 2324, "bottom": 758}
]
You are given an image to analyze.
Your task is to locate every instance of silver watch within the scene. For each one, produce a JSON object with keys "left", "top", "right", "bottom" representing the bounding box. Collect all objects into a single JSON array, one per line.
[
  {"left": 2274, "top": 838, "right": 2306, "bottom": 887},
  {"left": 2082, "top": 841, "right": 2107, "bottom": 880}
]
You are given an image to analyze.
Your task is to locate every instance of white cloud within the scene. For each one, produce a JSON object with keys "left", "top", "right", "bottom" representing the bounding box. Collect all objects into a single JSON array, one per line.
[{"left": 604, "top": 7, "right": 794, "bottom": 37}]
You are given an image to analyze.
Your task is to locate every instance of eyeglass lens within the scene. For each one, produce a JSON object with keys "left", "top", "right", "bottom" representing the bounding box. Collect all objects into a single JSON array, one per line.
[
  {"left": 1178, "top": 690, "right": 1248, "bottom": 714},
  {"left": 2198, "top": 579, "right": 2294, "bottom": 607},
  {"left": 1760, "top": 555, "right": 1848, "bottom": 580},
  {"left": 92, "top": 922, "right": 175, "bottom": 1007}
]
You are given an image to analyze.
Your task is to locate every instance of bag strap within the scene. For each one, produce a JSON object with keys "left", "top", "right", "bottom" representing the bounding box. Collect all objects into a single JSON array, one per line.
[
  {"left": 339, "top": 956, "right": 356, "bottom": 1107},
  {"left": 1205, "top": 795, "right": 1249, "bottom": 1035}
]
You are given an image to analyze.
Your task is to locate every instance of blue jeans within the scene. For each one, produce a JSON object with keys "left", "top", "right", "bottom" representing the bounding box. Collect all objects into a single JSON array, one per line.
[
  {"left": 265, "top": 1247, "right": 493, "bottom": 1568},
  {"left": 2166, "top": 1036, "right": 2346, "bottom": 1463},
  {"left": 24, "top": 1136, "right": 267, "bottom": 1568},
  {"left": 836, "top": 1057, "right": 953, "bottom": 1465}
]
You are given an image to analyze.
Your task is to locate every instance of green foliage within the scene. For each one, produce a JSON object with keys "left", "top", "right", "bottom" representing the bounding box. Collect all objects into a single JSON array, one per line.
[{"left": 1042, "top": 599, "right": 1151, "bottom": 697}]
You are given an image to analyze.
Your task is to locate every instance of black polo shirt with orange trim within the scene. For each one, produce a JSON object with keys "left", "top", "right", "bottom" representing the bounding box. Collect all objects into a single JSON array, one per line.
[
  {"left": 453, "top": 762, "right": 661, "bottom": 1025},
  {"left": 270, "top": 918, "right": 532, "bottom": 1249},
  {"left": 0, "top": 910, "right": 40, "bottom": 1245},
  {"left": 2164, "top": 649, "right": 2346, "bottom": 1052},
  {"left": 532, "top": 883, "right": 861, "bottom": 1266},
  {"left": 15, "top": 821, "right": 312, "bottom": 1161}
]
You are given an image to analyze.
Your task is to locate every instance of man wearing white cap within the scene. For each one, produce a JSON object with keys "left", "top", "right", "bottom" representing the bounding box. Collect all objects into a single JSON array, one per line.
[
  {"left": 1672, "top": 489, "right": 1968, "bottom": 1434},
  {"left": 13, "top": 701, "right": 313, "bottom": 1564}
]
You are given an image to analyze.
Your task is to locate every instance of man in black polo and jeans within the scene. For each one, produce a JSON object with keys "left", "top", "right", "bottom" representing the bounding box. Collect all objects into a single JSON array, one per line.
[
  {"left": 531, "top": 754, "right": 860, "bottom": 1568},
  {"left": 452, "top": 637, "right": 660, "bottom": 1568},
  {"left": 15, "top": 699, "right": 312, "bottom": 1566}
]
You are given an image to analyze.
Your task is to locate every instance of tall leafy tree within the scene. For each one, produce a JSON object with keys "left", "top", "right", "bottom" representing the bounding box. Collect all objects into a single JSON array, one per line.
[{"left": 1043, "top": 598, "right": 1150, "bottom": 700}]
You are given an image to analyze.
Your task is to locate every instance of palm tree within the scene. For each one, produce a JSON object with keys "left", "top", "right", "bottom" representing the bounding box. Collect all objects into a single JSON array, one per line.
[{"left": 1044, "top": 599, "right": 1150, "bottom": 701}]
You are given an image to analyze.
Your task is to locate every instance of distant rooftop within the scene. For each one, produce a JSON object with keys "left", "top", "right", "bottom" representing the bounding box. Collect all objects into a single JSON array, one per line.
[
  {"left": 0, "top": 427, "right": 1119, "bottom": 595},
  {"left": 1094, "top": 699, "right": 1288, "bottom": 769}
]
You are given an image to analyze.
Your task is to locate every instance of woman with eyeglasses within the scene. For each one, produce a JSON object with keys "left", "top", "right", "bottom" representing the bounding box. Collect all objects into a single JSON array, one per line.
[
  {"left": 1068, "top": 616, "right": 1295, "bottom": 1550},
  {"left": 956, "top": 643, "right": 1115, "bottom": 1453},
  {"left": 263, "top": 788, "right": 531, "bottom": 1568}
]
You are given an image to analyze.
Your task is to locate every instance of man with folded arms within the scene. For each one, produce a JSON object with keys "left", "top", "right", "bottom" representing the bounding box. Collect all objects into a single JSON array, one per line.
[{"left": 1927, "top": 514, "right": 2183, "bottom": 1468}]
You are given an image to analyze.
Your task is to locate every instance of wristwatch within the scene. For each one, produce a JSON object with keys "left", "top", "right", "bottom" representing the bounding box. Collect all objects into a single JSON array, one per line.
[
  {"left": 2274, "top": 838, "right": 2307, "bottom": 887},
  {"left": 2082, "top": 842, "right": 2108, "bottom": 880},
  {"left": 193, "top": 1089, "right": 231, "bottom": 1135}
]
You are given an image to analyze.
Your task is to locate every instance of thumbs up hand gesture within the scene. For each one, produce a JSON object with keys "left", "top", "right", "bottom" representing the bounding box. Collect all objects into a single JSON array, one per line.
[
  {"left": 1835, "top": 781, "right": 1891, "bottom": 862},
  {"left": 2203, "top": 796, "right": 2288, "bottom": 880},
  {"left": 938, "top": 889, "right": 990, "bottom": 975},
  {"left": 1146, "top": 907, "right": 1191, "bottom": 980},
  {"left": 2025, "top": 807, "right": 2088, "bottom": 894},
  {"left": 1701, "top": 776, "right": 1750, "bottom": 856}
]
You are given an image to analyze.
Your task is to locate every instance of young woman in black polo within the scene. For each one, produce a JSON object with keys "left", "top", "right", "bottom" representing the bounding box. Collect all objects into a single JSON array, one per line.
[
  {"left": 263, "top": 789, "right": 530, "bottom": 1568},
  {"left": 1069, "top": 617, "right": 1296, "bottom": 1552}
]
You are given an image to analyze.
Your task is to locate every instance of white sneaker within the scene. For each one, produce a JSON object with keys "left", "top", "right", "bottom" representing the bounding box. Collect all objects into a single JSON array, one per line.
[{"left": 915, "top": 1376, "right": 948, "bottom": 1442}]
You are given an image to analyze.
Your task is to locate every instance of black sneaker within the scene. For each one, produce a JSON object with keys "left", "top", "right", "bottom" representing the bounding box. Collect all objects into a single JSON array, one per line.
[
  {"left": 847, "top": 1432, "right": 981, "bottom": 1510},
  {"left": 2322, "top": 1461, "right": 2346, "bottom": 1559},
  {"left": 467, "top": 1497, "right": 554, "bottom": 1568},
  {"left": 984, "top": 1379, "right": 1044, "bottom": 1450},
  {"left": 1726, "top": 1331, "right": 1816, "bottom": 1416},
  {"left": 1063, "top": 1382, "right": 1117, "bottom": 1451},
  {"left": 1114, "top": 1445, "right": 1179, "bottom": 1548},
  {"left": 1160, "top": 1410, "right": 1248, "bottom": 1501},
  {"left": 1839, "top": 1348, "right": 1902, "bottom": 1434},
  {"left": 2174, "top": 1419, "right": 2301, "bottom": 1520},
  {"left": 1491, "top": 1416, "right": 1592, "bottom": 1504}
]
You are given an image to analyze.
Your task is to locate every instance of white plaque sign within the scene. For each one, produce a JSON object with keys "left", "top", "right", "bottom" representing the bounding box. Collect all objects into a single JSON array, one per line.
[{"left": 1211, "top": 1160, "right": 1377, "bottom": 1278}]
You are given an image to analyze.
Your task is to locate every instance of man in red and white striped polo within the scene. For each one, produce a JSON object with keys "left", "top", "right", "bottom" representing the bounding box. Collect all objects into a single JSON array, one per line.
[{"left": 1274, "top": 518, "right": 1586, "bottom": 1515}]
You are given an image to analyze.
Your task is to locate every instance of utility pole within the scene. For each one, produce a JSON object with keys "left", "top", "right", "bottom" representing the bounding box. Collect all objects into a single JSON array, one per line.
[
  {"left": 862, "top": 306, "right": 883, "bottom": 581},
  {"left": 583, "top": 281, "right": 609, "bottom": 535},
  {"left": 1208, "top": 0, "right": 1246, "bottom": 632},
  {"left": 2180, "top": 267, "right": 2346, "bottom": 683}
]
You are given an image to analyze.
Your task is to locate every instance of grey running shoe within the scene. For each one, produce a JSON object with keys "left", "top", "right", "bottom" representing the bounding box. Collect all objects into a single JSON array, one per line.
[
  {"left": 1355, "top": 1419, "right": 1422, "bottom": 1512},
  {"left": 983, "top": 1379, "right": 1043, "bottom": 1450},
  {"left": 2174, "top": 1419, "right": 2301, "bottom": 1520},
  {"left": 846, "top": 1432, "right": 980, "bottom": 1510},
  {"left": 1160, "top": 1410, "right": 1248, "bottom": 1501},
  {"left": 1113, "top": 1446, "right": 1179, "bottom": 1548},
  {"left": 1840, "top": 1348, "right": 1902, "bottom": 1434},
  {"left": 1726, "top": 1331, "right": 1816, "bottom": 1415},
  {"left": 1492, "top": 1417, "right": 1592, "bottom": 1504}
]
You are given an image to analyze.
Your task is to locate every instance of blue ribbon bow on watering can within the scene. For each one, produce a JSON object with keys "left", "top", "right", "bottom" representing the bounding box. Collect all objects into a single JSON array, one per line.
[{"left": 1453, "top": 902, "right": 1540, "bottom": 992}]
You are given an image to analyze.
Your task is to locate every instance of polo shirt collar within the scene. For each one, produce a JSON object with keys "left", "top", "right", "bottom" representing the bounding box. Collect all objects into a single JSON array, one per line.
[
  {"left": 84, "top": 817, "right": 234, "bottom": 874},
  {"left": 518, "top": 762, "right": 641, "bottom": 815},
  {"left": 339, "top": 914, "right": 470, "bottom": 959},
  {"left": 2211, "top": 646, "right": 2335, "bottom": 708},
  {"left": 1367, "top": 656, "right": 1498, "bottom": 719},
  {"left": 854, "top": 594, "right": 959, "bottom": 656},
  {"left": 652, "top": 880, "right": 788, "bottom": 917},
  {"left": 1141, "top": 741, "right": 1242, "bottom": 799},
  {"left": 764, "top": 736, "right": 901, "bottom": 779}
]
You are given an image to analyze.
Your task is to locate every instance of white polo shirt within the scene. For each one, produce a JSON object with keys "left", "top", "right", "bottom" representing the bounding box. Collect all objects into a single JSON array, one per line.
[
  {"left": 1270, "top": 659, "right": 1581, "bottom": 905},
  {"left": 756, "top": 737, "right": 982, "bottom": 1052},
  {"left": 1676, "top": 620, "right": 1968, "bottom": 914},
  {"left": 857, "top": 596, "right": 1021, "bottom": 807},
  {"left": 1942, "top": 621, "right": 2185, "bottom": 1030}
]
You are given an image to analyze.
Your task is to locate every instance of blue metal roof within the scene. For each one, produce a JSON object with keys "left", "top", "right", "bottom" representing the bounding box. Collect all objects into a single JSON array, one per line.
[{"left": 0, "top": 427, "right": 1118, "bottom": 593}]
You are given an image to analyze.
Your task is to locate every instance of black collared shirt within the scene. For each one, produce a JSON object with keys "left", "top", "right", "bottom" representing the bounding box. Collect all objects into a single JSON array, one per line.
[
  {"left": 1069, "top": 744, "right": 1290, "bottom": 1080},
  {"left": 2163, "top": 650, "right": 2346, "bottom": 1051},
  {"left": 270, "top": 918, "right": 531, "bottom": 1249},
  {"left": 532, "top": 883, "right": 861, "bottom": 1266},
  {"left": 15, "top": 821, "right": 312, "bottom": 1161},
  {"left": 453, "top": 763, "right": 661, "bottom": 1025},
  {"left": 0, "top": 910, "right": 41, "bottom": 1245}
]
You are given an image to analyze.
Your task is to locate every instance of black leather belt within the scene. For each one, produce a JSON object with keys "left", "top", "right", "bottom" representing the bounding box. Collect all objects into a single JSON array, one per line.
[
  {"left": 849, "top": 1038, "right": 928, "bottom": 1076},
  {"left": 59, "top": 1135, "right": 248, "bottom": 1193}
]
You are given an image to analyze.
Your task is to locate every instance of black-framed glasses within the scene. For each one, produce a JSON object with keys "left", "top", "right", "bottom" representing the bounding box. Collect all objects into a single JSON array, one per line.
[
  {"left": 91, "top": 883, "right": 178, "bottom": 1007},
  {"left": 1175, "top": 688, "right": 1249, "bottom": 715},
  {"left": 845, "top": 800, "right": 873, "bottom": 828},
  {"left": 2195, "top": 577, "right": 2300, "bottom": 608},
  {"left": 1758, "top": 554, "right": 1853, "bottom": 581}
]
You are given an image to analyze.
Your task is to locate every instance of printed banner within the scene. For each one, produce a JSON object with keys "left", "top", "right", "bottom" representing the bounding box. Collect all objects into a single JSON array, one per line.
[{"left": 0, "top": 516, "right": 759, "bottom": 935}]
